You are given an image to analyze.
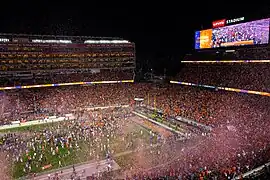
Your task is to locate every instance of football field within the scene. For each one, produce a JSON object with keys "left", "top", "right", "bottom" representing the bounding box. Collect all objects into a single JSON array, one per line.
[{"left": 0, "top": 108, "right": 160, "bottom": 179}]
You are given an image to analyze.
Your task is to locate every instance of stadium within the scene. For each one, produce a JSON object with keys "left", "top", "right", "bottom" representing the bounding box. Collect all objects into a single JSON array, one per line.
[{"left": 0, "top": 17, "right": 270, "bottom": 180}]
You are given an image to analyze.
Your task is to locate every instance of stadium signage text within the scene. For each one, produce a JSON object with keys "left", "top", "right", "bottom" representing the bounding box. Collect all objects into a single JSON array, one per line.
[
  {"left": 212, "top": 19, "right": 226, "bottom": 28},
  {"left": 226, "top": 17, "right": 245, "bottom": 24},
  {"left": 212, "top": 17, "right": 245, "bottom": 28}
]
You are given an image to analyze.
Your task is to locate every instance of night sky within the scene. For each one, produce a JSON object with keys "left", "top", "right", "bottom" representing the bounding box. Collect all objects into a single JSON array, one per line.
[{"left": 0, "top": 1, "right": 269, "bottom": 74}]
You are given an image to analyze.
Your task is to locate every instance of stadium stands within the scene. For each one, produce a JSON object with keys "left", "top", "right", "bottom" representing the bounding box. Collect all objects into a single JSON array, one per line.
[
  {"left": 173, "top": 63, "right": 270, "bottom": 92},
  {"left": 0, "top": 34, "right": 135, "bottom": 86}
]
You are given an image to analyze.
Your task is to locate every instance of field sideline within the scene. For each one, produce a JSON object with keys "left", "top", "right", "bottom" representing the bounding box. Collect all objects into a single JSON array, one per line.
[{"left": 0, "top": 105, "right": 129, "bottom": 131}]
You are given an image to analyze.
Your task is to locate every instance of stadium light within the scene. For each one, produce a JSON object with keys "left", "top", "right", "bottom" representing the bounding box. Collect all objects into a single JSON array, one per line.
[
  {"left": 170, "top": 81, "right": 270, "bottom": 97},
  {"left": 32, "top": 39, "right": 72, "bottom": 43},
  {"left": 84, "top": 40, "right": 130, "bottom": 44},
  {"left": 181, "top": 60, "right": 270, "bottom": 63},
  {"left": 0, "top": 80, "right": 134, "bottom": 90},
  {"left": 0, "top": 38, "right": 9, "bottom": 42}
]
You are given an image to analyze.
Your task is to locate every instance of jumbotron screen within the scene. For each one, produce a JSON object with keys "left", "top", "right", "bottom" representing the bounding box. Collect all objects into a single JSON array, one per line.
[{"left": 195, "top": 18, "right": 270, "bottom": 49}]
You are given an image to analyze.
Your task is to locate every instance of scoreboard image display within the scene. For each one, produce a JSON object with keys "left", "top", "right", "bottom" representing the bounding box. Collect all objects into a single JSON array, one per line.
[{"left": 195, "top": 18, "right": 270, "bottom": 49}]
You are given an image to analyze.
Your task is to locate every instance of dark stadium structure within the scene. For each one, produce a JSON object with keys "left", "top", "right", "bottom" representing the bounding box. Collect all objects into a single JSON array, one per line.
[
  {"left": 184, "top": 45, "right": 270, "bottom": 61},
  {"left": 0, "top": 34, "right": 135, "bottom": 86}
]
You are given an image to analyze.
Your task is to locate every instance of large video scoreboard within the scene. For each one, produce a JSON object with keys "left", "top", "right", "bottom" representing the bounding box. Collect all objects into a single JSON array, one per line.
[{"left": 195, "top": 18, "right": 270, "bottom": 49}]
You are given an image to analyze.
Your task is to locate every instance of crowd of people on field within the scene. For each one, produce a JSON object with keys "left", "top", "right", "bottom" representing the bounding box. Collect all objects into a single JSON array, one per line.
[
  {"left": 0, "top": 81, "right": 270, "bottom": 179},
  {"left": 0, "top": 107, "right": 160, "bottom": 179}
]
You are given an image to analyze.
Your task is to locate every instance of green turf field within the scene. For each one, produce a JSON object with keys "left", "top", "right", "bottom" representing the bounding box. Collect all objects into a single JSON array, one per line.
[
  {"left": 0, "top": 118, "right": 158, "bottom": 179},
  {"left": 0, "top": 122, "right": 57, "bottom": 133}
]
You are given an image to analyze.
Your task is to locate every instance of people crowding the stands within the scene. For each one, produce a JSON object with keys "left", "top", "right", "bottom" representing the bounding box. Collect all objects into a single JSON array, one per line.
[
  {"left": 174, "top": 63, "right": 270, "bottom": 92},
  {"left": 0, "top": 69, "right": 134, "bottom": 86}
]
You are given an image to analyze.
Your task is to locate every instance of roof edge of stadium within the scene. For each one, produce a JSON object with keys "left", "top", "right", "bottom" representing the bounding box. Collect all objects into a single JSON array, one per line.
[{"left": 0, "top": 33, "right": 126, "bottom": 41}]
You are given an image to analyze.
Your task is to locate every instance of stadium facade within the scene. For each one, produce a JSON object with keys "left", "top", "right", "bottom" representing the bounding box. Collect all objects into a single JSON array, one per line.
[{"left": 0, "top": 34, "right": 135, "bottom": 85}]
